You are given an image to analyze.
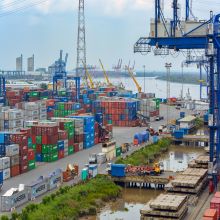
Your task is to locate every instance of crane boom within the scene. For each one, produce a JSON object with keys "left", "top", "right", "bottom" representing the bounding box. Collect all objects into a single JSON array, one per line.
[
  {"left": 82, "top": 61, "right": 95, "bottom": 89},
  {"left": 99, "top": 59, "right": 112, "bottom": 86},
  {"left": 126, "top": 66, "right": 142, "bottom": 93}
]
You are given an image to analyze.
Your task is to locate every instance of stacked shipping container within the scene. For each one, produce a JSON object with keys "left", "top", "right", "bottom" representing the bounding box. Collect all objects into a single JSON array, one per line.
[
  {"left": 92, "top": 99, "right": 138, "bottom": 127},
  {"left": 0, "top": 109, "right": 24, "bottom": 132},
  {"left": 139, "top": 99, "right": 160, "bottom": 121}
]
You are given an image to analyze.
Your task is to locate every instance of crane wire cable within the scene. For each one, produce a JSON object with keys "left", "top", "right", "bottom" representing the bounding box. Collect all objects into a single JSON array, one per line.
[
  {"left": 0, "top": 0, "right": 50, "bottom": 17},
  {"left": 0, "top": 0, "right": 29, "bottom": 9}
]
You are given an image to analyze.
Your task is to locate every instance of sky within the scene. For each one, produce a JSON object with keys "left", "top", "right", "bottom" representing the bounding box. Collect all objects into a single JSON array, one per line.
[{"left": 0, "top": 0, "right": 219, "bottom": 72}]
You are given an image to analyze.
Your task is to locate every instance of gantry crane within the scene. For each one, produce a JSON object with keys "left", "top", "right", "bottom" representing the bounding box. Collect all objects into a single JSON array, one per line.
[
  {"left": 82, "top": 61, "right": 95, "bottom": 89},
  {"left": 126, "top": 66, "right": 142, "bottom": 93},
  {"left": 184, "top": 53, "right": 209, "bottom": 100},
  {"left": 134, "top": 0, "right": 220, "bottom": 189},
  {"left": 99, "top": 59, "right": 112, "bottom": 86}
]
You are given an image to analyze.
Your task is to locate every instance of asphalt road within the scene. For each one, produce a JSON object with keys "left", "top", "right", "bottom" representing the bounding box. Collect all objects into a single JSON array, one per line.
[{"left": 0, "top": 104, "right": 193, "bottom": 211}]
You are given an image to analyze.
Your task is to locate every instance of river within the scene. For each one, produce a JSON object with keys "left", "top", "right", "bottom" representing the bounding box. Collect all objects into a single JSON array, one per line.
[
  {"left": 94, "top": 77, "right": 202, "bottom": 100},
  {"left": 94, "top": 146, "right": 205, "bottom": 220}
]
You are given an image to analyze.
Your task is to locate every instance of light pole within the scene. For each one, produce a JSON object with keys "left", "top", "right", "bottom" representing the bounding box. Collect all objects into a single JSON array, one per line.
[
  {"left": 165, "top": 63, "right": 172, "bottom": 126},
  {"left": 143, "top": 65, "right": 146, "bottom": 93}
]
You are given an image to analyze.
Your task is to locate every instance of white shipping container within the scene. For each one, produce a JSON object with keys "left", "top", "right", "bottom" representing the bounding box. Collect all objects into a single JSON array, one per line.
[
  {"left": 5, "top": 144, "right": 19, "bottom": 157},
  {"left": 25, "top": 110, "right": 39, "bottom": 117},
  {"left": 64, "top": 139, "right": 68, "bottom": 147},
  {"left": 39, "top": 114, "right": 47, "bottom": 120},
  {"left": 23, "top": 102, "right": 38, "bottom": 110},
  {"left": 37, "top": 100, "right": 46, "bottom": 108},
  {"left": 39, "top": 108, "right": 47, "bottom": 115},
  {"left": 0, "top": 157, "right": 10, "bottom": 170},
  {"left": 2, "top": 168, "right": 10, "bottom": 180},
  {"left": 79, "top": 143, "right": 84, "bottom": 151}
]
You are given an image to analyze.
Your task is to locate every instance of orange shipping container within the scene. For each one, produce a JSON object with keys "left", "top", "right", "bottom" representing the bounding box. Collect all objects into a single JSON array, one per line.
[
  {"left": 215, "top": 192, "right": 220, "bottom": 198},
  {"left": 210, "top": 198, "right": 220, "bottom": 219},
  {"left": 203, "top": 209, "right": 217, "bottom": 220},
  {"left": 10, "top": 165, "right": 20, "bottom": 177}
]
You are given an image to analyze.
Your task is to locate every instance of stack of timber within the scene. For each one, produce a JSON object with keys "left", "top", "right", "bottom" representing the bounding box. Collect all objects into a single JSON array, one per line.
[
  {"left": 140, "top": 194, "right": 188, "bottom": 220},
  {"left": 188, "top": 155, "right": 209, "bottom": 169},
  {"left": 165, "top": 168, "right": 208, "bottom": 194}
]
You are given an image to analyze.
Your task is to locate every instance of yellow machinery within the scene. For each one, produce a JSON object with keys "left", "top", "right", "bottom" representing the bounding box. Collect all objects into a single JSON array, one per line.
[
  {"left": 153, "top": 163, "right": 161, "bottom": 174},
  {"left": 126, "top": 66, "right": 142, "bottom": 93},
  {"left": 82, "top": 61, "right": 95, "bottom": 89},
  {"left": 99, "top": 59, "right": 112, "bottom": 86}
]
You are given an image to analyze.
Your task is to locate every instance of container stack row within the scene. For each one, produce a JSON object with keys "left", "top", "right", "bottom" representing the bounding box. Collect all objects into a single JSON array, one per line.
[
  {"left": 139, "top": 99, "right": 160, "bottom": 121},
  {"left": 69, "top": 116, "right": 95, "bottom": 149},
  {"left": 92, "top": 99, "right": 138, "bottom": 127},
  {"left": 0, "top": 131, "right": 36, "bottom": 180},
  {"left": 16, "top": 100, "right": 47, "bottom": 121},
  {"left": 0, "top": 108, "right": 24, "bottom": 132}
]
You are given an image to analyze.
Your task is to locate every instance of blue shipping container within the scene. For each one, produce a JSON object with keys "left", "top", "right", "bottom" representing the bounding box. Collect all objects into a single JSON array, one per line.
[{"left": 111, "top": 164, "right": 126, "bottom": 177}]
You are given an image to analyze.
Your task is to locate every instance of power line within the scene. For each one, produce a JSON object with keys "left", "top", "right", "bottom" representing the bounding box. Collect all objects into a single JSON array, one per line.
[
  {"left": 0, "top": 0, "right": 29, "bottom": 9},
  {"left": 0, "top": 0, "right": 50, "bottom": 17}
]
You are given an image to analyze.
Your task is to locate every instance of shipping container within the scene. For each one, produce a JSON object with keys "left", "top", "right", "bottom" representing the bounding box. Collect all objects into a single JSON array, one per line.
[
  {"left": 25, "top": 176, "right": 49, "bottom": 200},
  {"left": 210, "top": 197, "right": 220, "bottom": 219},
  {"left": 48, "top": 169, "right": 63, "bottom": 190},
  {"left": 1, "top": 185, "right": 28, "bottom": 212},
  {"left": 111, "top": 164, "right": 126, "bottom": 177},
  {"left": 203, "top": 209, "right": 217, "bottom": 220}
]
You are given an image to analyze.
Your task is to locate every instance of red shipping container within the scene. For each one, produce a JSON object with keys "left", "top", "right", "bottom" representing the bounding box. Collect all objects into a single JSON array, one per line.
[
  {"left": 47, "top": 135, "right": 58, "bottom": 145},
  {"left": 11, "top": 165, "right": 20, "bottom": 177},
  {"left": 68, "top": 138, "right": 74, "bottom": 146},
  {"left": 28, "top": 149, "right": 35, "bottom": 161},
  {"left": 58, "top": 130, "right": 68, "bottom": 140},
  {"left": 20, "top": 155, "right": 28, "bottom": 165},
  {"left": 20, "top": 164, "right": 28, "bottom": 174},
  {"left": 58, "top": 150, "right": 64, "bottom": 159},
  {"left": 42, "top": 135, "right": 48, "bottom": 145},
  {"left": 46, "top": 99, "right": 55, "bottom": 106},
  {"left": 210, "top": 197, "right": 220, "bottom": 219},
  {"left": 19, "top": 145, "right": 28, "bottom": 156},
  {"left": 36, "top": 145, "right": 42, "bottom": 153}
]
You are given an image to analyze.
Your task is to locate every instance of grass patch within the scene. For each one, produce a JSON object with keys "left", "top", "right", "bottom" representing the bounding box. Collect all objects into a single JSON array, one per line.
[
  {"left": 115, "top": 138, "right": 171, "bottom": 165},
  {"left": 4, "top": 175, "right": 121, "bottom": 220}
]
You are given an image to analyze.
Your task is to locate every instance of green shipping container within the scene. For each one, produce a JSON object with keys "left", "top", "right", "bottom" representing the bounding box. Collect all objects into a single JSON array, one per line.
[
  {"left": 36, "top": 136, "right": 42, "bottom": 145},
  {"left": 31, "top": 144, "right": 37, "bottom": 151},
  {"left": 48, "top": 145, "right": 58, "bottom": 154},
  {"left": 68, "top": 129, "right": 74, "bottom": 139},
  {"left": 116, "top": 146, "right": 122, "bottom": 157},
  {"left": 58, "top": 91, "right": 66, "bottom": 97},
  {"left": 28, "top": 160, "right": 36, "bottom": 170},
  {"left": 108, "top": 120, "right": 112, "bottom": 124},
  {"left": 48, "top": 152, "right": 58, "bottom": 162},
  {"left": 42, "top": 154, "right": 49, "bottom": 162},
  {"left": 28, "top": 138, "right": 32, "bottom": 148},
  {"left": 68, "top": 146, "right": 74, "bottom": 155},
  {"left": 64, "top": 110, "right": 69, "bottom": 116},
  {"left": 81, "top": 169, "right": 88, "bottom": 181},
  {"left": 29, "top": 91, "right": 39, "bottom": 97},
  {"left": 42, "top": 145, "right": 49, "bottom": 154},
  {"left": 58, "top": 103, "right": 65, "bottom": 110}
]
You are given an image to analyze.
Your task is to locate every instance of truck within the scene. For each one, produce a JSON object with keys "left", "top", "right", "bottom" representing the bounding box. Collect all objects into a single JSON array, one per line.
[
  {"left": 158, "top": 125, "right": 167, "bottom": 133},
  {"left": 89, "top": 153, "right": 98, "bottom": 164}
]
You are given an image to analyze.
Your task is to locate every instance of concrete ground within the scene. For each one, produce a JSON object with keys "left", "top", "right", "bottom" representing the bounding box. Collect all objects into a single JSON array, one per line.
[{"left": 0, "top": 104, "right": 194, "bottom": 212}]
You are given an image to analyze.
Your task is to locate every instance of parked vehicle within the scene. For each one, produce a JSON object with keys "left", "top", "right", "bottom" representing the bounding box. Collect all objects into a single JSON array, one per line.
[
  {"left": 89, "top": 153, "right": 98, "bottom": 164},
  {"left": 155, "top": 116, "right": 164, "bottom": 121}
]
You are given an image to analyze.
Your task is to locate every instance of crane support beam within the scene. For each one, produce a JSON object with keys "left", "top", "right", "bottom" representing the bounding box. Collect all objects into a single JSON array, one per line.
[
  {"left": 185, "top": 0, "right": 190, "bottom": 21},
  {"left": 135, "top": 37, "right": 212, "bottom": 50}
]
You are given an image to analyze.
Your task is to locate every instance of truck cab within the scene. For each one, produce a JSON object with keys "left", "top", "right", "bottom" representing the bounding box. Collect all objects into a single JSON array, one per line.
[{"left": 89, "top": 153, "right": 97, "bottom": 164}]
